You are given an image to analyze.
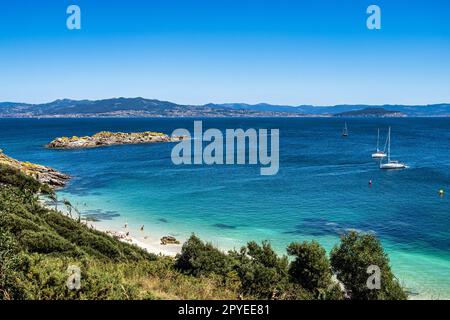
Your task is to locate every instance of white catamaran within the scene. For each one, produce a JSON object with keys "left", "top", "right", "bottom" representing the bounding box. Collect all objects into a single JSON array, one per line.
[
  {"left": 372, "top": 128, "right": 387, "bottom": 159},
  {"left": 380, "top": 127, "right": 406, "bottom": 169}
]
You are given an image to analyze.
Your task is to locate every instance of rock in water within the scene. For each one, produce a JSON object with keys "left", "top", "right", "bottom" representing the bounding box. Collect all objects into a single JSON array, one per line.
[
  {"left": 47, "top": 131, "right": 185, "bottom": 149},
  {"left": 160, "top": 236, "right": 180, "bottom": 245}
]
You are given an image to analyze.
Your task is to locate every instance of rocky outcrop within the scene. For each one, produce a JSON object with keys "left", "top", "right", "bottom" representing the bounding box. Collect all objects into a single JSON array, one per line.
[
  {"left": 160, "top": 236, "right": 180, "bottom": 245},
  {"left": 0, "top": 149, "right": 69, "bottom": 188},
  {"left": 47, "top": 131, "right": 184, "bottom": 149}
]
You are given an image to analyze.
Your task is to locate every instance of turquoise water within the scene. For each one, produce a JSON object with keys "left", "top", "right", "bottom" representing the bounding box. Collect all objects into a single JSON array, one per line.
[{"left": 1, "top": 118, "right": 449, "bottom": 299}]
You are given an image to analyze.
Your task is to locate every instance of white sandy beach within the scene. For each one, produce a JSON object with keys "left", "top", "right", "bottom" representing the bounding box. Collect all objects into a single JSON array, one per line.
[
  {"left": 90, "top": 220, "right": 182, "bottom": 257},
  {"left": 40, "top": 197, "right": 183, "bottom": 257}
]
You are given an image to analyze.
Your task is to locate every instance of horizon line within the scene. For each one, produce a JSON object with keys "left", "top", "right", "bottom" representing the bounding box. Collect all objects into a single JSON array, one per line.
[{"left": 2, "top": 97, "right": 450, "bottom": 108}]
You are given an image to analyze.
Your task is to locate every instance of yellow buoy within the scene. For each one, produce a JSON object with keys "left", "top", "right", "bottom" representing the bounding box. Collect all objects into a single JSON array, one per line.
[{"left": 439, "top": 189, "right": 444, "bottom": 196}]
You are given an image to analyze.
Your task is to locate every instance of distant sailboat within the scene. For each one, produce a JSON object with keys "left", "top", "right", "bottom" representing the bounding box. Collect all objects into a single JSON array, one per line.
[
  {"left": 342, "top": 122, "right": 348, "bottom": 137},
  {"left": 372, "top": 128, "right": 387, "bottom": 158},
  {"left": 380, "top": 127, "right": 406, "bottom": 169}
]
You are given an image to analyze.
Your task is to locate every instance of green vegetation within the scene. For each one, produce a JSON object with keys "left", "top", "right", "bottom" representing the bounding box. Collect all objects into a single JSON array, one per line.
[
  {"left": 287, "top": 241, "right": 342, "bottom": 299},
  {"left": 229, "top": 241, "right": 291, "bottom": 299},
  {"left": 330, "top": 231, "right": 408, "bottom": 300},
  {"left": 0, "top": 163, "right": 407, "bottom": 300}
]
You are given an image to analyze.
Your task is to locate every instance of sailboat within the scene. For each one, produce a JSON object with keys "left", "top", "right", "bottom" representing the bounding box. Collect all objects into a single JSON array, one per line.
[
  {"left": 372, "top": 128, "right": 387, "bottom": 158},
  {"left": 380, "top": 127, "right": 406, "bottom": 169},
  {"left": 342, "top": 122, "right": 348, "bottom": 137}
]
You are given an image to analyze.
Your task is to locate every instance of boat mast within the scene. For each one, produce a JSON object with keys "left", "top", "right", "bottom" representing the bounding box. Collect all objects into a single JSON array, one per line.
[
  {"left": 387, "top": 127, "right": 391, "bottom": 162},
  {"left": 376, "top": 129, "right": 380, "bottom": 152}
]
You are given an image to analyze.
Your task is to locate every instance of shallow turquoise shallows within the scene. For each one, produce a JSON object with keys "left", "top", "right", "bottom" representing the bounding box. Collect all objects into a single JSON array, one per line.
[{"left": 1, "top": 117, "right": 449, "bottom": 299}]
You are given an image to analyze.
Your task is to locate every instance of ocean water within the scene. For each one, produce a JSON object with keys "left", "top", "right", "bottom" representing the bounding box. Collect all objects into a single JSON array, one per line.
[{"left": 0, "top": 117, "right": 449, "bottom": 299}]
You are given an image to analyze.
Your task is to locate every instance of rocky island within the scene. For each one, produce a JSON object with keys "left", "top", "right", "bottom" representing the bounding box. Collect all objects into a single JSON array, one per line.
[
  {"left": 334, "top": 107, "right": 406, "bottom": 118},
  {"left": 0, "top": 149, "right": 69, "bottom": 187},
  {"left": 47, "top": 131, "right": 184, "bottom": 149}
]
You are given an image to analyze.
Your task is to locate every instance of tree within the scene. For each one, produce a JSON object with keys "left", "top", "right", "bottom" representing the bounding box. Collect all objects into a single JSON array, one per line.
[
  {"left": 330, "top": 231, "right": 407, "bottom": 300},
  {"left": 175, "top": 234, "right": 234, "bottom": 277},
  {"left": 48, "top": 192, "right": 58, "bottom": 211},
  {"left": 63, "top": 199, "right": 72, "bottom": 218},
  {"left": 230, "top": 241, "right": 289, "bottom": 299},
  {"left": 287, "top": 241, "right": 343, "bottom": 299},
  {"left": 287, "top": 241, "right": 331, "bottom": 291}
]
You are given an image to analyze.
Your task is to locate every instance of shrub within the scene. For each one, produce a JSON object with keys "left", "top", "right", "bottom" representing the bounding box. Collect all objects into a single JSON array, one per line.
[
  {"left": 230, "top": 241, "right": 289, "bottom": 299},
  {"left": 0, "top": 230, "right": 31, "bottom": 300},
  {"left": 330, "top": 231, "right": 407, "bottom": 300},
  {"left": 286, "top": 241, "right": 343, "bottom": 299},
  {"left": 0, "top": 164, "right": 51, "bottom": 195},
  {"left": 175, "top": 234, "right": 235, "bottom": 277}
]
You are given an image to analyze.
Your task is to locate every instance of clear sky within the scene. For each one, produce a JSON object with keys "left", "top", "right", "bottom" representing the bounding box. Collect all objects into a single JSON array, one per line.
[{"left": 1, "top": 0, "right": 449, "bottom": 105}]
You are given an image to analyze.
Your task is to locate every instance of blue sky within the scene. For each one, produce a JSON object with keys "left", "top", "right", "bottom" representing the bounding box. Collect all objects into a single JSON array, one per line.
[{"left": 1, "top": 0, "right": 449, "bottom": 105}]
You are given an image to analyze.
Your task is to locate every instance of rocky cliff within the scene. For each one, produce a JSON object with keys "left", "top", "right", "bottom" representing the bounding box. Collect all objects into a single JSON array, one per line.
[{"left": 0, "top": 149, "right": 69, "bottom": 188}]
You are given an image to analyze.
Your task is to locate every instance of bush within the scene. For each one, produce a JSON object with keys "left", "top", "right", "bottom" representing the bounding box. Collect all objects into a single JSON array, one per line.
[
  {"left": 18, "top": 255, "right": 146, "bottom": 300},
  {"left": 287, "top": 241, "right": 343, "bottom": 299},
  {"left": 330, "top": 231, "right": 407, "bottom": 300},
  {"left": 175, "top": 234, "right": 235, "bottom": 277},
  {"left": 0, "top": 230, "right": 31, "bottom": 300},
  {"left": 0, "top": 164, "right": 51, "bottom": 195},
  {"left": 230, "top": 241, "right": 289, "bottom": 299},
  {"left": 19, "top": 229, "right": 80, "bottom": 255}
]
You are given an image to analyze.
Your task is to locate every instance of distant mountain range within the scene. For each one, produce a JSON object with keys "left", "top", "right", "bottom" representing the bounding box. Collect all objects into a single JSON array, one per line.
[{"left": 0, "top": 98, "right": 449, "bottom": 117}]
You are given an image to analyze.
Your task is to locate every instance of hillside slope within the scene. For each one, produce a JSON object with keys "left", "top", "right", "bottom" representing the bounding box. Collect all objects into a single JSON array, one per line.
[{"left": 0, "top": 164, "right": 239, "bottom": 300}]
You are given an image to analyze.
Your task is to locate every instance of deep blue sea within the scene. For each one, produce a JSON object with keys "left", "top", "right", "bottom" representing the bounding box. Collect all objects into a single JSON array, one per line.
[{"left": 1, "top": 117, "right": 449, "bottom": 299}]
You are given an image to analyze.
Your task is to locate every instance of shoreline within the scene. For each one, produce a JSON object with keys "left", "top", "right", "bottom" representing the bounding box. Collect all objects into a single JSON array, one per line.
[
  {"left": 87, "top": 216, "right": 437, "bottom": 300},
  {"left": 42, "top": 196, "right": 444, "bottom": 300},
  {"left": 39, "top": 197, "right": 182, "bottom": 257},
  {"left": 91, "top": 219, "right": 182, "bottom": 257}
]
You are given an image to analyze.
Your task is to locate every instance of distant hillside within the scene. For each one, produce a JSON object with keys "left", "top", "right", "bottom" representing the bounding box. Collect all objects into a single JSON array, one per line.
[
  {"left": 1, "top": 98, "right": 449, "bottom": 117},
  {"left": 0, "top": 98, "right": 303, "bottom": 118},
  {"left": 207, "top": 103, "right": 450, "bottom": 116},
  {"left": 334, "top": 107, "right": 406, "bottom": 118}
]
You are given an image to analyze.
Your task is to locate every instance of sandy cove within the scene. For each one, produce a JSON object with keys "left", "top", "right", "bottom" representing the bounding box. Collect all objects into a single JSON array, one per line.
[
  {"left": 39, "top": 195, "right": 183, "bottom": 257},
  {"left": 90, "top": 219, "right": 182, "bottom": 257}
]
